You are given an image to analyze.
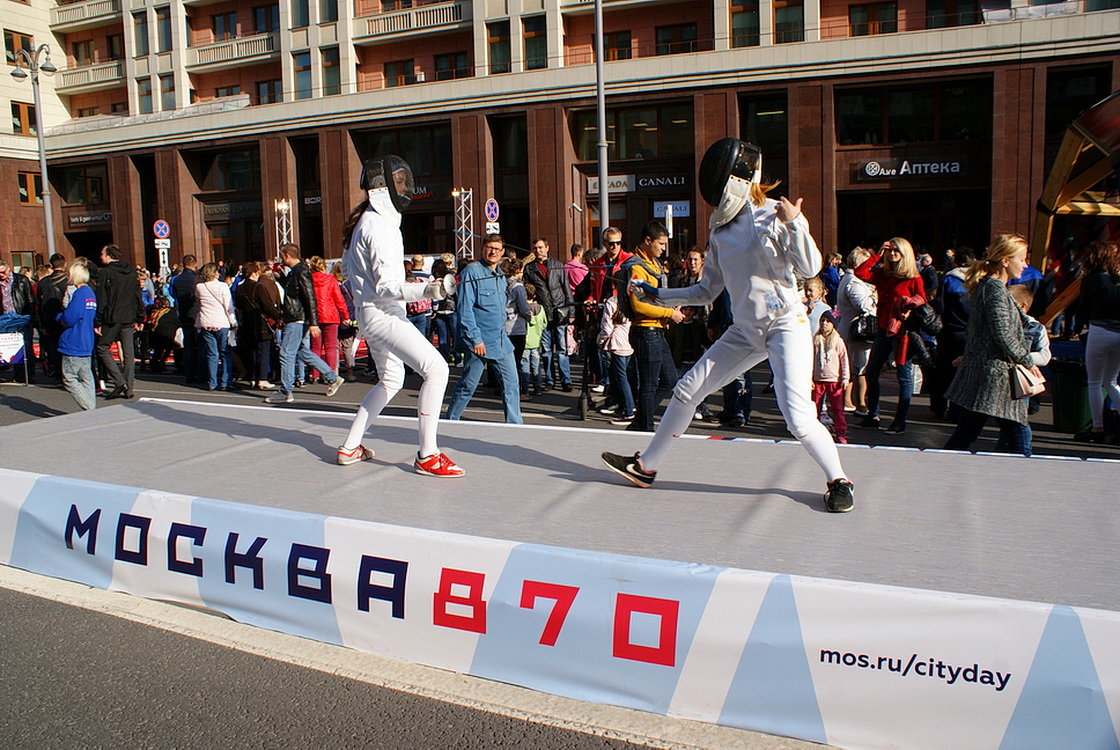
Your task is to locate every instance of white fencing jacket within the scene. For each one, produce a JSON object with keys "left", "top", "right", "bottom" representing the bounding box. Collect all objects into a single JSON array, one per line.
[
  {"left": 658, "top": 199, "right": 821, "bottom": 327},
  {"left": 342, "top": 190, "right": 428, "bottom": 312}
]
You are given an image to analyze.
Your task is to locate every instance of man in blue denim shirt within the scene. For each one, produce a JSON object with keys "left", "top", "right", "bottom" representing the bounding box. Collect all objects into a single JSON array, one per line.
[{"left": 445, "top": 235, "right": 523, "bottom": 424}]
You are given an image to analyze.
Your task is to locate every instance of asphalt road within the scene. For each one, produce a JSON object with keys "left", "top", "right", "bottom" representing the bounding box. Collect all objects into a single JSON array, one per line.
[{"left": 0, "top": 366, "right": 834, "bottom": 750}]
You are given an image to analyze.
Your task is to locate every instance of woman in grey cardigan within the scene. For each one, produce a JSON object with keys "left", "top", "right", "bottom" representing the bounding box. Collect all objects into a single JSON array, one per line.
[{"left": 944, "top": 234, "right": 1041, "bottom": 456}]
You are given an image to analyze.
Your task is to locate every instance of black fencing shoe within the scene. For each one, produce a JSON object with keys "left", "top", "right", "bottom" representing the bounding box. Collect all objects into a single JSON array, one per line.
[
  {"left": 824, "top": 478, "right": 855, "bottom": 513},
  {"left": 601, "top": 452, "right": 656, "bottom": 488}
]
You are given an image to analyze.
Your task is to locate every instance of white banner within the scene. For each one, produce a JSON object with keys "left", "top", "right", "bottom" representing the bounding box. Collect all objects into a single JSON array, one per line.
[{"left": 2, "top": 467, "right": 1118, "bottom": 749}]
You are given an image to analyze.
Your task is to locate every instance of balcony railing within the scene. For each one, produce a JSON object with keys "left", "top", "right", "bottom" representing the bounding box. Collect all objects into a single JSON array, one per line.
[
  {"left": 188, "top": 32, "right": 279, "bottom": 68},
  {"left": 50, "top": 0, "right": 122, "bottom": 30},
  {"left": 56, "top": 60, "right": 125, "bottom": 91},
  {"left": 358, "top": 1, "right": 467, "bottom": 38}
]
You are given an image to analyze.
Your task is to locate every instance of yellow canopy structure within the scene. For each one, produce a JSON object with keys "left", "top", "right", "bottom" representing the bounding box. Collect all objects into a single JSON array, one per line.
[{"left": 1033, "top": 90, "right": 1120, "bottom": 325}]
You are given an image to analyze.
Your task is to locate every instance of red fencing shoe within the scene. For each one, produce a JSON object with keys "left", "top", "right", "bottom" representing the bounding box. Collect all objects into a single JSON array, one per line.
[{"left": 414, "top": 451, "right": 465, "bottom": 478}]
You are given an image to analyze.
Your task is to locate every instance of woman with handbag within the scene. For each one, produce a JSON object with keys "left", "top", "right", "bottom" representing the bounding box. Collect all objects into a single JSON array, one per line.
[
  {"left": 194, "top": 262, "right": 237, "bottom": 391},
  {"left": 943, "top": 234, "right": 1041, "bottom": 456},
  {"left": 836, "top": 245, "right": 876, "bottom": 415}
]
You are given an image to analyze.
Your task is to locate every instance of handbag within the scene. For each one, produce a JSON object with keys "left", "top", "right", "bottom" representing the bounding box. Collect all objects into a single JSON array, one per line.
[
  {"left": 1010, "top": 363, "right": 1045, "bottom": 399},
  {"left": 849, "top": 313, "right": 877, "bottom": 342}
]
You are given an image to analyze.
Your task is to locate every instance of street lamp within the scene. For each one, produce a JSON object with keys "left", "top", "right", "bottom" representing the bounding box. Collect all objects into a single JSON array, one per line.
[{"left": 11, "top": 44, "right": 57, "bottom": 258}]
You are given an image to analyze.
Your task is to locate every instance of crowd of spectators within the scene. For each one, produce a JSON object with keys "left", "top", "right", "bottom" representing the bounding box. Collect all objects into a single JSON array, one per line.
[{"left": 1, "top": 234, "right": 1117, "bottom": 455}]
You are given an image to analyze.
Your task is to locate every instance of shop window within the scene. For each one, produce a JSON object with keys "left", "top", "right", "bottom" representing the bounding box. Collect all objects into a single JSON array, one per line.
[
  {"left": 1044, "top": 65, "right": 1112, "bottom": 168},
  {"left": 602, "top": 30, "right": 632, "bottom": 60},
  {"left": 212, "top": 12, "right": 238, "bottom": 41},
  {"left": 836, "top": 79, "right": 990, "bottom": 146},
  {"left": 741, "top": 93, "right": 789, "bottom": 195},
  {"left": 133, "top": 12, "right": 149, "bottom": 57},
  {"left": 107, "top": 34, "right": 124, "bottom": 61},
  {"left": 926, "top": 0, "right": 980, "bottom": 27},
  {"left": 5, "top": 30, "right": 33, "bottom": 66},
  {"left": 18, "top": 172, "right": 42, "bottom": 205},
  {"left": 321, "top": 0, "right": 339, "bottom": 23},
  {"left": 254, "top": 5, "right": 280, "bottom": 32},
  {"left": 292, "top": 0, "right": 310, "bottom": 28},
  {"left": 774, "top": 0, "right": 805, "bottom": 43},
  {"left": 435, "top": 51, "right": 470, "bottom": 80},
  {"left": 655, "top": 23, "right": 698, "bottom": 55},
  {"left": 731, "top": 3, "right": 761, "bottom": 47},
  {"left": 488, "top": 21, "right": 511, "bottom": 74},
  {"left": 294, "top": 51, "right": 312, "bottom": 98},
  {"left": 137, "top": 78, "right": 153, "bottom": 113},
  {"left": 849, "top": 2, "right": 897, "bottom": 35},
  {"left": 383, "top": 58, "right": 415, "bottom": 87},
  {"left": 196, "top": 149, "right": 261, "bottom": 191},
  {"left": 216, "top": 85, "right": 241, "bottom": 98},
  {"left": 571, "top": 101, "right": 693, "bottom": 161},
  {"left": 256, "top": 78, "right": 282, "bottom": 104},
  {"left": 322, "top": 47, "right": 340, "bottom": 95},
  {"left": 61, "top": 164, "right": 106, "bottom": 205},
  {"left": 523, "top": 15, "right": 547, "bottom": 70},
  {"left": 356, "top": 123, "right": 451, "bottom": 181},
  {"left": 72, "top": 39, "right": 95, "bottom": 67},
  {"left": 156, "top": 7, "right": 172, "bottom": 53},
  {"left": 11, "top": 101, "right": 35, "bottom": 136}
]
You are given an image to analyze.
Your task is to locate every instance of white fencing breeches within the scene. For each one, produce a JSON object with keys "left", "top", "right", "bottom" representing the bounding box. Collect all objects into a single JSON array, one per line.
[
  {"left": 640, "top": 313, "right": 846, "bottom": 482},
  {"left": 343, "top": 305, "right": 449, "bottom": 457}
]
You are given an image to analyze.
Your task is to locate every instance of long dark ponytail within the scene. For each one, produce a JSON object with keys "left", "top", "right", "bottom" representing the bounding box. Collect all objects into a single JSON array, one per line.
[{"left": 341, "top": 200, "right": 369, "bottom": 253}]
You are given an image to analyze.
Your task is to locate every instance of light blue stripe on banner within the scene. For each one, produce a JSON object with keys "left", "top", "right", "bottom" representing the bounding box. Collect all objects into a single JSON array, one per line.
[
  {"left": 469, "top": 543, "right": 721, "bottom": 715},
  {"left": 1000, "top": 605, "right": 1119, "bottom": 750},
  {"left": 9, "top": 475, "right": 140, "bottom": 590},
  {"left": 190, "top": 497, "right": 343, "bottom": 647},
  {"left": 719, "top": 575, "right": 826, "bottom": 744}
]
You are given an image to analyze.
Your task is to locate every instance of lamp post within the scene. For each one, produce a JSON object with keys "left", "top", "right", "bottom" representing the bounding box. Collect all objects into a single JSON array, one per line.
[{"left": 11, "top": 44, "right": 57, "bottom": 258}]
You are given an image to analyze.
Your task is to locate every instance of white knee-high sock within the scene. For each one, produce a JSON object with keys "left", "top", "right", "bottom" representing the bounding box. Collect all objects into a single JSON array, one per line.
[
  {"left": 638, "top": 396, "right": 694, "bottom": 473},
  {"left": 797, "top": 420, "right": 847, "bottom": 482}
]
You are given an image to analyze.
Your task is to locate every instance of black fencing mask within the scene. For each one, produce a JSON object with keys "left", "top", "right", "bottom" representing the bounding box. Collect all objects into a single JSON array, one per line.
[
  {"left": 698, "top": 138, "right": 762, "bottom": 229},
  {"left": 360, "top": 155, "right": 414, "bottom": 213}
]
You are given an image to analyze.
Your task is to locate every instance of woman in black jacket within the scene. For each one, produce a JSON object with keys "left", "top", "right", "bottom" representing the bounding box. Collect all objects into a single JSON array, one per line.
[
  {"left": 235, "top": 261, "right": 277, "bottom": 390},
  {"left": 1076, "top": 241, "right": 1120, "bottom": 443}
]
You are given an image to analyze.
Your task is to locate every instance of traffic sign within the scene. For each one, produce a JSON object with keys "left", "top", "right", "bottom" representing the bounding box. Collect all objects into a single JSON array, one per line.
[
  {"left": 153, "top": 219, "right": 170, "bottom": 238},
  {"left": 485, "top": 221, "right": 500, "bottom": 235},
  {"left": 484, "top": 199, "right": 500, "bottom": 222},
  {"left": 154, "top": 238, "right": 171, "bottom": 249}
]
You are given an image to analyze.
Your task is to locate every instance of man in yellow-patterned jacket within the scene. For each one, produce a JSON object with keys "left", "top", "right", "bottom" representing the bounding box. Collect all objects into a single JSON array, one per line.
[{"left": 623, "top": 221, "right": 685, "bottom": 432}]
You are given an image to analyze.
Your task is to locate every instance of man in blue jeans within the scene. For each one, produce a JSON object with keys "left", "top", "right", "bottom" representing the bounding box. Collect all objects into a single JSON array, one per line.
[
  {"left": 265, "top": 243, "right": 344, "bottom": 404},
  {"left": 445, "top": 234, "right": 523, "bottom": 424},
  {"left": 523, "top": 237, "right": 574, "bottom": 391}
]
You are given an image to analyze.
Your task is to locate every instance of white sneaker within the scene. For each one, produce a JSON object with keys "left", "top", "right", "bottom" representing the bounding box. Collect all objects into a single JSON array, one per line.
[
  {"left": 337, "top": 444, "right": 375, "bottom": 466},
  {"left": 264, "top": 392, "right": 294, "bottom": 404},
  {"left": 257, "top": 381, "right": 276, "bottom": 390},
  {"left": 325, "top": 375, "right": 345, "bottom": 397},
  {"left": 591, "top": 384, "right": 606, "bottom": 394}
]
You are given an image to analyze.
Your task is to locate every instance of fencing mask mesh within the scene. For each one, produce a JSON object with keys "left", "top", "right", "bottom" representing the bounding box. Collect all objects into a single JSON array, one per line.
[
  {"left": 360, "top": 155, "right": 414, "bottom": 213},
  {"left": 699, "top": 138, "right": 762, "bottom": 229}
]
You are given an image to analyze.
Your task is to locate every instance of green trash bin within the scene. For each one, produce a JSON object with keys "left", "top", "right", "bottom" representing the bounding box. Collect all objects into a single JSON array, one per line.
[{"left": 1048, "top": 358, "right": 1092, "bottom": 433}]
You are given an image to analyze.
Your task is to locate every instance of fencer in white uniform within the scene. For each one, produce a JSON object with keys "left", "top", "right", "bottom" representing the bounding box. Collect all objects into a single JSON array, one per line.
[
  {"left": 337, "top": 156, "right": 464, "bottom": 477},
  {"left": 602, "top": 139, "right": 854, "bottom": 512}
]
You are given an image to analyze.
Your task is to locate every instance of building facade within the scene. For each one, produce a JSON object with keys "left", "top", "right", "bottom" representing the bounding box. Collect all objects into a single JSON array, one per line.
[{"left": 3, "top": 0, "right": 1119, "bottom": 270}]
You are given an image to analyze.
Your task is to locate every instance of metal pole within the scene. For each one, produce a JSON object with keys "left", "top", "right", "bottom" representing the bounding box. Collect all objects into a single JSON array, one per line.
[
  {"left": 14, "top": 45, "right": 57, "bottom": 258},
  {"left": 593, "top": 0, "right": 609, "bottom": 246}
]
